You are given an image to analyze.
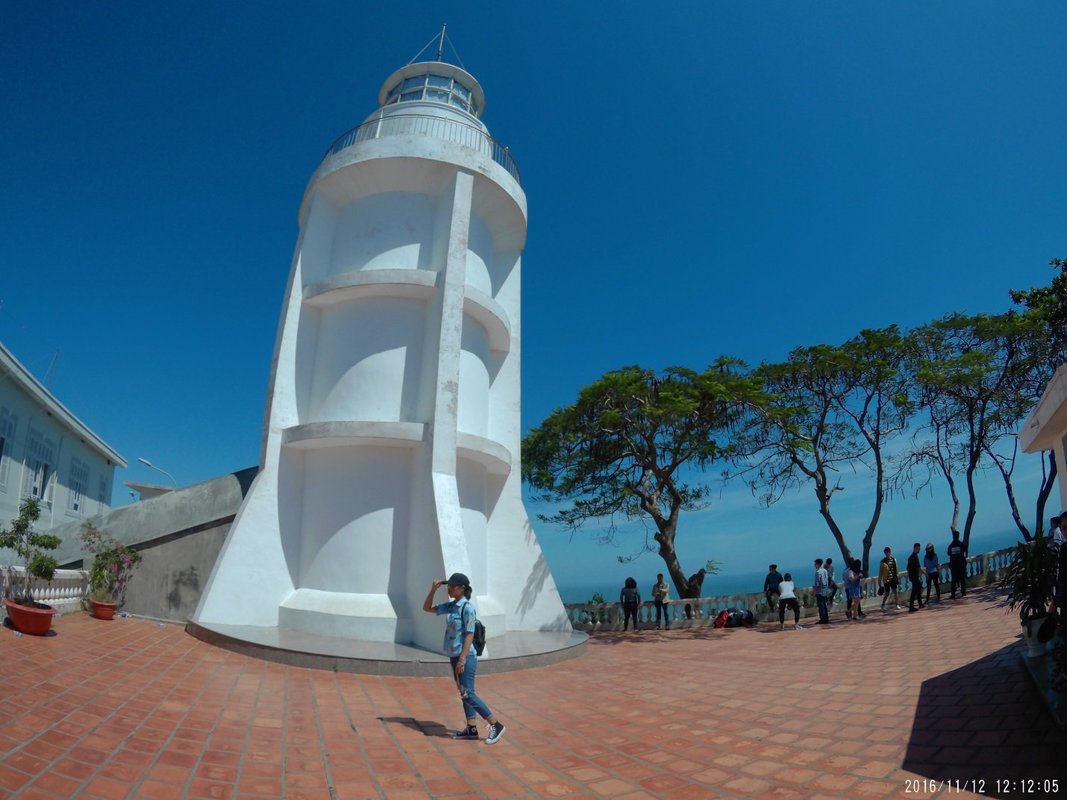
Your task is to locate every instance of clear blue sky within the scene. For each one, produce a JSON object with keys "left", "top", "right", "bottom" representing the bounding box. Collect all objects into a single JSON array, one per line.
[{"left": 3, "top": 3, "right": 1064, "bottom": 594}]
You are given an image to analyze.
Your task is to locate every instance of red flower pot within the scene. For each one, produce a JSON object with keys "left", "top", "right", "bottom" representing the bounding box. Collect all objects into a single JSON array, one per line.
[
  {"left": 3, "top": 598, "right": 56, "bottom": 636},
  {"left": 89, "top": 599, "right": 118, "bottom": 620}
]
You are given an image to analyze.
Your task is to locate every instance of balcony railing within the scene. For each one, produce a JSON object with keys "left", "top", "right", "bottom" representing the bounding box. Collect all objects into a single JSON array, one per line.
[
  {"left": 563, "top": 546, "right": 1018, "bottom": 631},
  {"left": 323, "top": 112, "right": 521, "bottom": 185},
  {"left": 2, "top": 566, "right": 89, "bottom": 615}
]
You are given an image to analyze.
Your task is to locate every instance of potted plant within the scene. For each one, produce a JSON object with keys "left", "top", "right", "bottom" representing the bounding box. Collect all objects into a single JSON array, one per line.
[
  {"left": 0, "top": 498, "right": 61, "bottom": 635},
  {"left": 999, "top": 533, "right": 1059, "bottom": 657},
  {"left": 79, "top": 521, "right": 141, "bottom": 620}
]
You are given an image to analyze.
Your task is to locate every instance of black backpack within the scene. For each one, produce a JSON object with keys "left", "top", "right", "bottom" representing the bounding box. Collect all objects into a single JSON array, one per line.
[{"left": 473, "top": 619, "right": 486, "bottom": 655}]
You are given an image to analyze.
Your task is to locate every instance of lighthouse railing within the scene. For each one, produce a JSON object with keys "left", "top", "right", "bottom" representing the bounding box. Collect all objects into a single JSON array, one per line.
[{"left": 324, "top": 113, "right": 521, "bottom": 185}]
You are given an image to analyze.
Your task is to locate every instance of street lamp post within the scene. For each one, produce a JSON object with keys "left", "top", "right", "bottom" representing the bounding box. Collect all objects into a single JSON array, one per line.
[{"left": 137, "top": 457, "right": 177, "bottom": 487}]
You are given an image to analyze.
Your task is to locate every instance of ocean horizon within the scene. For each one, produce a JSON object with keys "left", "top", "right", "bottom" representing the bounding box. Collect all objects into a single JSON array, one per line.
[{"left": 554, "top": 526, "right": 1027, "bottom": 605}]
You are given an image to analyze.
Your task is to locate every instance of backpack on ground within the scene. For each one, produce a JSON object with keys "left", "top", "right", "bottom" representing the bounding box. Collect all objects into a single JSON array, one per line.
[{"left": 713, "top": 609, "right": 730, "bottom": 628}]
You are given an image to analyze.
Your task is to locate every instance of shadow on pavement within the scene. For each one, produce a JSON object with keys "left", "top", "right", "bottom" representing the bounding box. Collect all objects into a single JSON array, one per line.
[
  {"left": 376, "top": 716, "right": 451, "bottom": 738},
  {"left": 901, "top": 641, "right": 1067, "bottom": 799}
]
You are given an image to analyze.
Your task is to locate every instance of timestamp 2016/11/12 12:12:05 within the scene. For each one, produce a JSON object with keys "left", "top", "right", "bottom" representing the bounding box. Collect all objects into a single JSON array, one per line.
[{"left": 905, "top": 779, "right": 1060, "bottom": 795}]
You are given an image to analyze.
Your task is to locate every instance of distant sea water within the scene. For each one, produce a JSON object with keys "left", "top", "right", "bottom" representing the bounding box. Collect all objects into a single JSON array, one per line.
[{"left": 554, "top": 526, "right": 1028, "bottom": 605}]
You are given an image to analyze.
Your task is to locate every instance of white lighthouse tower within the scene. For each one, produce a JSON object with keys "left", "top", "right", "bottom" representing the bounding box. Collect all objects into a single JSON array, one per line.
[{"left": 192, "top": 46, "right": 574, "bottom": 662}]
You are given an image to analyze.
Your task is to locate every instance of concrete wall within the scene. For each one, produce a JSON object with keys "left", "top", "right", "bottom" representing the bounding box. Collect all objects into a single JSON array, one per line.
[{"left": 49, "top": 467, "right": 257, "bottom": 622}]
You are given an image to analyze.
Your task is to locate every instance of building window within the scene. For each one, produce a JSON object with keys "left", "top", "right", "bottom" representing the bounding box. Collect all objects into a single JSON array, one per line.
[
  {"left": 69, "top": 457, "right": 89, "bottom": 514},
  {"left": 24, "top": 429, "right": 56, "bottom": 504},
  {"left": 98, "top": 474, "right": 109, "bottom": 505},
  {"left": 0, "top": 407, "right": 16, "bottom": 490},
  {"left": 383, "top": 71, "right": 480, "bottom": 115}
]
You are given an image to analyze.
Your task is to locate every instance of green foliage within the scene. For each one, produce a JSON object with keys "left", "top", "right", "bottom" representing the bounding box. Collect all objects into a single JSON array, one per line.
[
  {"left": 744, "top": 326, "right": 912, "bottom": 572},
  {"left": 999, "top": 534, "right": 1058, "bottom": 621},
  {"left": 1010, "top": 256, "right": 1067, "bottom": 354},
  {"left": 0, "top": 497, "right": 60, "bottom": 603},
  {"left": 522, "top": 360, "right": 768, "bottom": 596},
  {"left": 79, "top": 522, "right": 142, "bottom": 603},
  {"left": 906, "top": 310, "right": 1054, "bottom": 542},
  {"left": 523, "top": 361, "right": 764, "bottom": 532}
]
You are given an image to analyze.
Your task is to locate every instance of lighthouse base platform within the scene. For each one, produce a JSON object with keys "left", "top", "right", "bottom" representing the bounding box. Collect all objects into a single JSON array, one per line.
[{"left": 185, "top": 621, "right": 588, "bottom": 676}]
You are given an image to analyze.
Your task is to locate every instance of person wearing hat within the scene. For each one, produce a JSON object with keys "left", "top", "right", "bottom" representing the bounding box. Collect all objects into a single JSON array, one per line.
[{"left": 423, "top": 572, "right": 506, "bottom": 744}]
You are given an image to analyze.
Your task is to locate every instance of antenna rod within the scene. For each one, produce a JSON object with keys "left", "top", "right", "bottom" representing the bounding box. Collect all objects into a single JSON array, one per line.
[
  {"left": 44, "top": 350, "right": 59, "bottom": 389},
  {"left": 436, "top": 23, "right": 446, "bottom": 61}
]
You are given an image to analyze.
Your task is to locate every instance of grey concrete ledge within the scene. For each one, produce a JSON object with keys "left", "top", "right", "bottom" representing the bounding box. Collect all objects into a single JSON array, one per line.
[
  {"left": 1020, "top": 650, "right": 1067, "bottom": 730},
  {"left": 185, "top": 622, "right": 587, "bottom": 676}
]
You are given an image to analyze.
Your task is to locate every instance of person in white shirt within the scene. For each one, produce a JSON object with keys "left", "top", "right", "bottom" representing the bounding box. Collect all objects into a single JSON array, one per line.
[{"left": 777, "top": 573, "right": 801, "bottom": 630}]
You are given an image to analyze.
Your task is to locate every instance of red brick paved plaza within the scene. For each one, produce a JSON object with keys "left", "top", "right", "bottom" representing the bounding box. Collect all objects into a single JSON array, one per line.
[{"left": 1, "top": 585, "right": 1063, "bottom": 800}]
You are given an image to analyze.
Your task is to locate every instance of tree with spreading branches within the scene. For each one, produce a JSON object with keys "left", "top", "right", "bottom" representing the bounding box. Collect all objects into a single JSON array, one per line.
[
  {"left": 741, "top": 327, "right": 912, "bottom": 574},
  {"left": 521, "top": 361, "right": 766, "bottom": 599}
]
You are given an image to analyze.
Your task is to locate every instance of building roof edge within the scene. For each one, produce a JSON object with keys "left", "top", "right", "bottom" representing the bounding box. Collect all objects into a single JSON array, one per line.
[{"left": 0, "top": 341, "right": 128, "bottom": 468}]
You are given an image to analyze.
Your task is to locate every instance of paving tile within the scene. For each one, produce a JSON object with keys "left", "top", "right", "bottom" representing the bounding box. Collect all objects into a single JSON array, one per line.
[{"left": 0, "top": 586, "right": 1063, "bottom": 800}]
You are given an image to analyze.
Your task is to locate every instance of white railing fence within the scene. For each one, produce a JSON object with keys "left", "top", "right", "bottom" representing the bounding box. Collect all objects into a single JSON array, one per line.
[
  {"left": 563, "top": 547, "right": 1018, "bottom": 632},
  {"left": 1, "top": 567, "right": 89, "bottom": 615}
]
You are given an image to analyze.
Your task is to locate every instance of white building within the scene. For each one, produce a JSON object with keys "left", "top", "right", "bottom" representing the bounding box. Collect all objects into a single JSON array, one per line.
[
  {"left": 1019, "top": 364, "right": 1067, "bottom": 513},
  {"left": 0, "top": 342, "right": 126, "bottom": 533},
  {"left": 193, "top": 56, "right": 573, "bottom": 658}
]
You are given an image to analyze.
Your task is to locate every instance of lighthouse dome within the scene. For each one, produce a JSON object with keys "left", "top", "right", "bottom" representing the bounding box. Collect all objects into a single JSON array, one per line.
[{"left": 377, "top": 62, "right": 486, "bottom": 122}]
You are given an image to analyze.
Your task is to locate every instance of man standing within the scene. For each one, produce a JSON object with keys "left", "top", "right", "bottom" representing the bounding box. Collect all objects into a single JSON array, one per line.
[
  {"left": 651, "top": 573, "right": 670, "bottom": 630},
  {"left": 947, "top": 530, "right": 967, "bottom": 598},
  {"left": 814, "top": 558, "right": 830, "bottom": 624},
  {"left": 906, "top": 542, "right": 925, "bottom": 612},
  {"left": 1051, "top": 515, "right": 1065, "bottom": 550},
  {"left": 764, "top": 564, "right": 783, "bottom": 617},
  {"left": 879, "top": 547, "right": 902, "bottom": 610}
]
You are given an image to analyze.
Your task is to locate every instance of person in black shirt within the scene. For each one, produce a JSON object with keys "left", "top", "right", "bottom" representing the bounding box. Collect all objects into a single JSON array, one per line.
[
  {"left": 764, "top": 564, "right": 783, "bottom": 616},
  {"left": 906, "top": 543, "right": 925, "bottom": 612},
  {"left": 947, "top": 530, "right": 967, "bottom": 598}
]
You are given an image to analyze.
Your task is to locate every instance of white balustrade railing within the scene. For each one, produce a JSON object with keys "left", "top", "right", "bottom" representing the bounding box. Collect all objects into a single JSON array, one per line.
[
  {"left": 563, "top": 547, "right": 1018, "bottom": 631},
  {"left": 1, "top": 567, "right": 89, "bottom": 615}
]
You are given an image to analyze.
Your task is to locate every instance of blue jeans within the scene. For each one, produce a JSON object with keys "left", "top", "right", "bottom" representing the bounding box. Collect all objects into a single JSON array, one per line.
[
  {"left": 451, "top": 654, "right": 492, "bottom": 722},
  {"left": 816, "top": 594, "right": 829, "bottom": 622}
]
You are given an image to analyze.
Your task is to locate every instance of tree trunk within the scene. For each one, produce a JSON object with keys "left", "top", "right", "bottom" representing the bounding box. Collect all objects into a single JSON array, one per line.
[
  {"left": 861, "top": 450, "right": 885, "bottom": 582},
  {"left": 1035, "top": 450, "right": 1057, "bottom": 536},
  {"left": 814, "top": 484, "right": 855, "bottom": 572},
  {"left": 986, "top": 441, "right": 1030, "bottom": 541},
  {"left": 962, "top": 443, "right": 980, "bottom": 551},
  {"left": 654, "top": 522, "right": 691, "bottom": 600}
]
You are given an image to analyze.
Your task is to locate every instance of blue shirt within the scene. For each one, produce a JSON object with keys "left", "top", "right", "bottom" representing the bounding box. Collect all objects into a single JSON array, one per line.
[{"left": 434, "top": 597, "right": 477, "bottom": 657}]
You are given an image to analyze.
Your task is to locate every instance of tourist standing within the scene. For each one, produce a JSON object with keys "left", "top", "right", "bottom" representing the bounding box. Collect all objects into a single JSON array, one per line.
[
  {"left": 620, "top": 577, "right": 641, "bottom": 631},
  {"left": 422, "top": 574, "right": 506, "bottom": 744},
  {"left": 814, "top": 558, "right": 830, "bottom": 624},
  {"left": 947, "top": 531, "right": 967, "bottom": 598},
  {"left": 651, "top": 573, "right": 670, "bottom": 630},
  {"left": 845, "top": 559, "right": 864, "bottom": 621},
  {"left": 825, "top": 557, "right": 838, "bottom": 606},
  {"left": 923, "top": 543, "right": 941, "bottom": 603},
  {"left": 764, "top": 564, "right": 783, "bottom": 616},
  {"left": 906, "top": 543, "right": 925, "bottom": 612},
  {"left": 879, "top": 547, "right": 902, "bottom": 610},
  {"left": 778, "top": 573, "right": 801, "bottom": 630},
  {"left": 1051, "top": 515, "right": 1065, "bottom": 550}
]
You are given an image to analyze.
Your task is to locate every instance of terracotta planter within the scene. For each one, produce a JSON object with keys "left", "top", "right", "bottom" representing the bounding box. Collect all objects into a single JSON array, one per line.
[
  {"left": 88, "top": 599, "right": 118, "bottom": 620},
  {"left": 3, "top": 598, "right": 56, "bottom": 636}
]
